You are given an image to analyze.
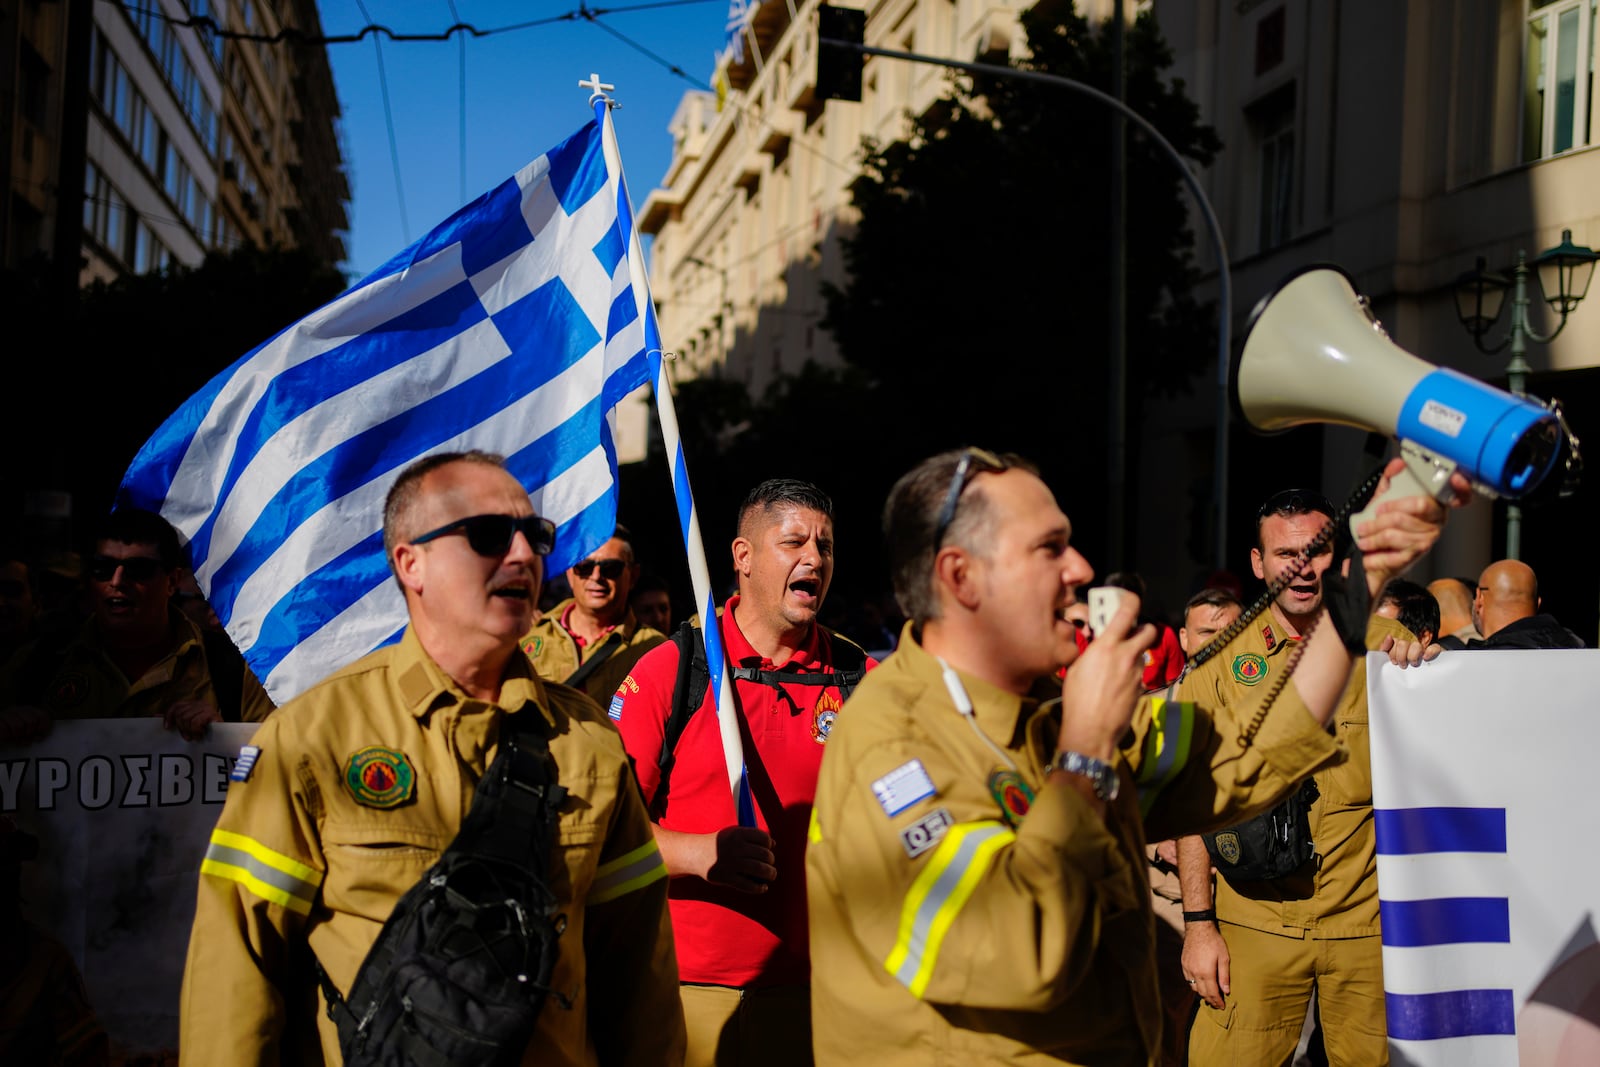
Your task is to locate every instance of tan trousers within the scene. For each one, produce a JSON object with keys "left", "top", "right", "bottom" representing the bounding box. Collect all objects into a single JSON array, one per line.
[
  {"left": 681, "top": 982, "right": 812, "bottom": 1067},
  {"left": 1187, "top": 923, "right": 1387, "bottom": 1067}
]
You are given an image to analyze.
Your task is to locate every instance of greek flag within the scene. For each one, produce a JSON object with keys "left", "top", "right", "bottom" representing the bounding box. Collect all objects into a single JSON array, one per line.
[
  {"left": 118, "top": 102, "right": 655, "bottom": 703},
  {"left": 724, "top": 0, "right": 757, "bottom": 64}
]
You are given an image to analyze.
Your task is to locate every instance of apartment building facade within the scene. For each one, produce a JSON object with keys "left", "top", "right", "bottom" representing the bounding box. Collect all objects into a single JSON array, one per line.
[
  {"left": 640, "top": 1, "right": 1597, "bottom": 637},
  {"left": 2, "top": 0, "right": 348, "bottom": 283},
  {"left": 1146, "top": 0, "right": 1598, "bottom": 637}
]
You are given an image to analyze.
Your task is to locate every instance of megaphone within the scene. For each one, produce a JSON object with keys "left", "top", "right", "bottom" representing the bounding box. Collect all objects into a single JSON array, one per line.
[{"left": 1236, "top": 265, "right": 1574, "bottom": 527}]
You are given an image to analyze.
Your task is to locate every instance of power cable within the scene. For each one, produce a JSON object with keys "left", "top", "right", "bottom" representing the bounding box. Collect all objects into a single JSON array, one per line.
[{"left": 351, "top": 0, "right": 410, "bottom": 242}]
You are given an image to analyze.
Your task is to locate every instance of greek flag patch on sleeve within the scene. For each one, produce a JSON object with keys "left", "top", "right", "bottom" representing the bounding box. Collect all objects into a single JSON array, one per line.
[
  {"left": 230, "top": 745, "right": 261, "bottom": 783},
  {"left": 608, "top": 694, "right": 625, "bottom": 721},
  {"left": 872, "top": 759, "right": 937, "bottom": 817}
]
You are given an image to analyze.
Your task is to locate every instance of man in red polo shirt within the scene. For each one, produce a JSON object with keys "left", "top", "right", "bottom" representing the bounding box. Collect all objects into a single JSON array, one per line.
[{"left": 611, "top": 479, "right": 873, "bottom": 1067}]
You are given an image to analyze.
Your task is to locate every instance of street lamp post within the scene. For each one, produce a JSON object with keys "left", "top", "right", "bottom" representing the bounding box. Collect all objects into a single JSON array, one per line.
[{"left": 1454, "top": 228, "right": 1598, "bottom": 559}]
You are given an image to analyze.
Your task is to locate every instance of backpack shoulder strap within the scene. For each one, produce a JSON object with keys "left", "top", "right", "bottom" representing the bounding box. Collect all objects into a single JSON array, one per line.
[
  {"left": 562, "top": 636, "right": 622, "bottom": 690},
  {"left": 654, "top": 620, "right": 711, "bottom": 811}
]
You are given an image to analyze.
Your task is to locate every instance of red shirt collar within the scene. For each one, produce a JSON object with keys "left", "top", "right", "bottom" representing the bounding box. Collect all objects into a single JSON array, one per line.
[
  {"left": 722, "top": 594, "right": 824, "bottom": 670},
  {"left": 560, "top": 601, "right": 619, "bottom": 649}
]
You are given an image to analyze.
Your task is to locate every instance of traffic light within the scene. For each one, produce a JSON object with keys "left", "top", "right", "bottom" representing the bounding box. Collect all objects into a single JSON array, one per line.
[{"left": 816, "top": 5, "right": 866, "bottom": 103}]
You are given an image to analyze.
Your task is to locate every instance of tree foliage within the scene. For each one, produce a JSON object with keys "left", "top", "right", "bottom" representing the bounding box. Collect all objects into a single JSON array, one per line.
[{"left": 819, "top": 7, "right": 1221, "bottom": 561}]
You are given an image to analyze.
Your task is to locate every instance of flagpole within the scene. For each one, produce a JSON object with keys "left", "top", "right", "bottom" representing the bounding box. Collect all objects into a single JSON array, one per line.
[{"left": 590, "top": 80, "right": 757, "bottom": 828}]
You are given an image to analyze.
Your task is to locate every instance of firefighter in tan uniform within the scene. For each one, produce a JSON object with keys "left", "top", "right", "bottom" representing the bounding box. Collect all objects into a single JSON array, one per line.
[
  {"left": 1177, "top": 489, "right": 1417, "bottom": 1066},
  {"left": 521, "top": 526, "right": 665, "bottom": 702},
  {"left": 806, "top": 450, "right": 1462, "bottom": 1066},
  {"left": 179, "top": 452, "right": 684, "bottom": 1066}
]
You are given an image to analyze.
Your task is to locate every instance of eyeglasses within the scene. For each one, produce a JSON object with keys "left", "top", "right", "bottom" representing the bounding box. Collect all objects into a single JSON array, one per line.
[
  {"left": 934, "top": 448, "right": 1018, "bottom": 548},
  {"left": 89, "top": 556, "right": 165, "bottom": 583},
  {"left": 410, "top": 514, "right": 556, "bottom": 558},
  {"left": 571, "top": 557, "right": 628, "bottom": 581}
]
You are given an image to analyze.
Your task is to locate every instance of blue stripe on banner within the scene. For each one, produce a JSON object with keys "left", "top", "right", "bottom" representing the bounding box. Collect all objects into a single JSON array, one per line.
[
  {"left": 1385, "top": 989, "right": 1515, "bottom": 1040},
  {"left": 1379, "top": 897, "right": 1511, "bottom": 947},
  {"left": 1374, "top": 808, "right": 1507, "bottom": 855},
  {"left": 186, "top": 279, "right": 490, "bottom": 571},
  {"left": 601, "top": 350, "right": 650, "bottom": 412},
  {"left": 209, "top": 281, "right": 598, "bottom": 617},
  {"left": 548, "top": 122, "right": 608, "bottom": 215},
  {"left": 606, "top": 287, "right": 639, "bottom": 340},
  {"left": 592, "top": 226, "right": 626, "bottom": 278}
]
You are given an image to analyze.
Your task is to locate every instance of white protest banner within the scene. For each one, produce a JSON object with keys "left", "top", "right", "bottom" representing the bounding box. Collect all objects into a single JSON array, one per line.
[
  {"left": 1, "top": 718, "right": 258, "bottom": 1061},
  {"left": 1369, "top": 649, "right": 1600, "bottom": 1067}
]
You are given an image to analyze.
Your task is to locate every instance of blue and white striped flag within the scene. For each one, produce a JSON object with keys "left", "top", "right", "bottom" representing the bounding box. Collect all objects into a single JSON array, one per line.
[
  {"left": 119, "top": 102, "right": 654, "bottom": 704},
  {"left": 723, "top": 0, "right": 757, "bottom": 64},
  {"left": 1369, "top": 650, "right": 1600, "bottom": 1067}
]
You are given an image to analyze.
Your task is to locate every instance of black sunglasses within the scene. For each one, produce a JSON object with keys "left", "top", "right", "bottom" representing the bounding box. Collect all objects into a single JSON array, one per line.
[
  {"left": 572, "top": 557, "right": 628, "bottom": 581},
  {"left": 89, "top": 556, "right": 165, "bottom": 582},
  {"left": 410, "top": 514, "right": 556, "bottom": 558},
  {"left": 934, "top": 448, "right": 1020, "bottom": 548}
]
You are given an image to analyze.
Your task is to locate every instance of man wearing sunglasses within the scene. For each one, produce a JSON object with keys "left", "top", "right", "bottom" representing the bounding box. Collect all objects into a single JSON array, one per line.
[
  {"left": 181, "top": 450, "right": 684, "bottom": 1065},
  {"left": 805, "top": 449, "right": 1463, "bottom": 1065},
  {"left": 521, "top": 525, "right": 666, "bottom": 701},
  {"left": 611, "top": 478, "right": 873, "bottom": 1067},
  {"left": 0, "top": 509, "right": 273, "bottom": 741}
]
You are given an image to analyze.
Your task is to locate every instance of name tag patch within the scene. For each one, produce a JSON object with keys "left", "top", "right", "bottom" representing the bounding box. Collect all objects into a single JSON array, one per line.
[
  {"left": 872, "top": 759, "right": 937, "bottom": 817},
  {"left": 900, "top": 807, "right": 954, "bottom": 858},
  {"left": 230, "top": 745, "right": 261, "bottom": 783}
]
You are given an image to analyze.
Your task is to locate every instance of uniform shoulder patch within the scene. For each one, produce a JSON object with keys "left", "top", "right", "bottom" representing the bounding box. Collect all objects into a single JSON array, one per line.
[
  {"left": 230, "top": 745, "right": 261, "bottom": 783},
  {"left": 871, "top": 759, "right": 937, "bottom": 817},
  {"left": 607, "top": 693, "right": 625, "bottom": 721},
  {"left": 344, "top": 747, "right": 416, "bottom": 809},
  {"left": 1231, "top": 652, "right": 1268, "bottom": 686},
  {"left": 988, "top": 769, "right": 1034, "bottom": 826}
]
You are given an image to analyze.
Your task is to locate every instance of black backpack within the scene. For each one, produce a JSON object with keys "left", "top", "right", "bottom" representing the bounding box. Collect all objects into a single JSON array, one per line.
[
  {"left": 654, "top": 619, "right": 867, "bottom": 810},
  {"left": 1202, "top": 778, "right": 1320, "bottom": 884},
  {"left": 314, "top": 710, "right": 570, "bottom": 1067}
]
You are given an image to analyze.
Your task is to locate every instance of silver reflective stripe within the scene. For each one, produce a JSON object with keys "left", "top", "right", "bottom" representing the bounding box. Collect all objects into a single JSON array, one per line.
[{"left": 203, "top": 840, "right": 319, "bottom": 907}]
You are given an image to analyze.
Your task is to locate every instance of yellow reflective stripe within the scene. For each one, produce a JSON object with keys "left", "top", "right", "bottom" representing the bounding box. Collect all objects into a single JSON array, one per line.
[
  {"left": 211, "top": 828, "right": 323, "bottom": 885},
  {"left": 200, "top": 828, "right": 323, "bottom": 915},
  {"left": 1136, "top": 697, "right": 1196, "bottom": 817},
  {"left": 883, "top": 820, "right": 1014, "bottom": 998},
  {"left": 808, "top": 807, "right": 823, "bottom": 844},
  {"left": 588, "top": 838, "right": 667, "bottom": 904}
]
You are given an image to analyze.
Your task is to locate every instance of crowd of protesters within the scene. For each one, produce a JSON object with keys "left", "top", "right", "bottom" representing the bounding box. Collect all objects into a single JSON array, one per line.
[{"left": 0, "top": 450, "right": 1589, "bottom": 1067}]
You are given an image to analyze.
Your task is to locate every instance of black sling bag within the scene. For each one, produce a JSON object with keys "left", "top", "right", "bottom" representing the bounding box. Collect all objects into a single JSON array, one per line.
[{"left": 314, "top": 710, "right": 570, "bottom": 1067}]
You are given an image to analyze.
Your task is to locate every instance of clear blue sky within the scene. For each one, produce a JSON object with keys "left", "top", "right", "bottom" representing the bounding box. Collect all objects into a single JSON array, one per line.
[{"left": 322, "top": 0, "right": 730, "bottom": 279}]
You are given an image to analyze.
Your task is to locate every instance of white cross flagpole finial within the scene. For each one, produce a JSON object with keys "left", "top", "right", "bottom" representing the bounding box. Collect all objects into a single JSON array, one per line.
[{"left": 580, "top": 73, "right": 616, "bottom": 107}]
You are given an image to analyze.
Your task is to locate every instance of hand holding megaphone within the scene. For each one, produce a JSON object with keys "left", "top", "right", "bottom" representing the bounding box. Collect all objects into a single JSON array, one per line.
[{"left": 1236, "top": 266, "right": 1578, "bottom": 530}]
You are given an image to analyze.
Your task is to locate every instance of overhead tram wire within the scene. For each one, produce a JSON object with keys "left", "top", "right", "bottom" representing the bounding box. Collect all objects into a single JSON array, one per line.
[
  {"left": 352, "top": 0, "right": 410, "bottom": 242},
  {"left": 445, "top": 0, "right": 467, "bottom": 203}
]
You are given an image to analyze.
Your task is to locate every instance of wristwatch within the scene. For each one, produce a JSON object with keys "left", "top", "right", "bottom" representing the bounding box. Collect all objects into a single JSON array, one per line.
[{"left": 1050, "top": 750, "right": 1119, "bottom": 801}]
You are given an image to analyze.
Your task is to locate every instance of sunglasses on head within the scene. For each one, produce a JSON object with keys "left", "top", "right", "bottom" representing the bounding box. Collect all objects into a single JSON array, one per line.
[
  {"left": 410, "top": 514, "right": 556, "bottom": 558},
  {"left": 89, "top": 556, "right": 165, "bottom": 583},
  {"left": 934, "top": 448, "right": 1026, "bottom": 548},
  {"left": 571, "top": 557, "right": 628, "bottom": 581}
]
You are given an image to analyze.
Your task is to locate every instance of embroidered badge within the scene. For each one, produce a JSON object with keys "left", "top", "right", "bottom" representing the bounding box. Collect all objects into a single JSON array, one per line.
[
  {"left": 1215, "top": 831, "right": 1242, "bottom": 865},
  {"left": 988, "top": 769, "right": 1035, "bottom": 826},
  {"left": 900, "top": 808, "right": 955, "bottom": 858},
  {"left": 48, "top": 670, "right": 91, "bottom": 711},
  {"left": 1262, "top": 623, "right": 1277, "bottom": 651},
  {"left": 524, "top": 636, "right": 544, "bottom": 657},
  {"left": 344, "top": 747, "right": 416, "bottom": 809},
  {"left": 811, "top": 691, "right": 841, "bottom": 744},
  {"left": 872, "top": 760, "right": 937, "bottom": 817},
  {"left": 1231, "top": 652, "right": 1268, "bottom": 686},
  {"left": 607, "top": 694, "right": 625, "bottom": 721},
  {"left": 230, "top": 745, "right": 261, "bottom": 783}
]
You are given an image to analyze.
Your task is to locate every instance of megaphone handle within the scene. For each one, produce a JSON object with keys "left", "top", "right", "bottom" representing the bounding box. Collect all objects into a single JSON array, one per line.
[{"left": 1347, "top": 440, "right": 1459, "bottom": 539}]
